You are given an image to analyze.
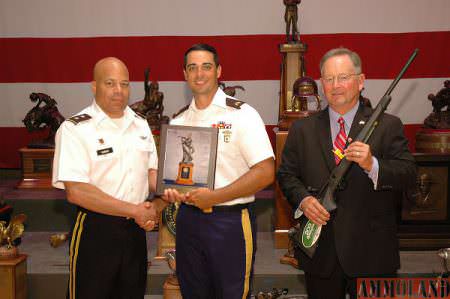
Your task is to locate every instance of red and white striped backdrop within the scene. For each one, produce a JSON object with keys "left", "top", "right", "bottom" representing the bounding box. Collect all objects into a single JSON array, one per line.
[{"left": 1, "top": 0, "right": 449, "bottom": 168}]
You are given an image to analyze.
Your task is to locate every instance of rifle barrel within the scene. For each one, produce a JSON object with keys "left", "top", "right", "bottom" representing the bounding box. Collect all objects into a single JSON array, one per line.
[{"left": 383, "top": 49, "right": 419, "bottom": 97}]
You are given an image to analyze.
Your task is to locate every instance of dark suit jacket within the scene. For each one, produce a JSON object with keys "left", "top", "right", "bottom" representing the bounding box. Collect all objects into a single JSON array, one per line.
[{"left": 277, "top": 103, "right": 416, "bottom": 277}]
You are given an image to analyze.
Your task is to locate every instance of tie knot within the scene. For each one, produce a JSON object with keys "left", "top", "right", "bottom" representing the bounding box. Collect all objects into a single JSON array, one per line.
[{"left": 338, "top": 117, "right": 345, "bottom": 127}]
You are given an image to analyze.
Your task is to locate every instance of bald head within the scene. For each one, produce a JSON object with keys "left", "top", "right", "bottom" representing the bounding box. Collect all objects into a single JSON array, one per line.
[
  {"left": 93, "top": 57, "right": 129, "bottom": 81},
  {"left": 91, "top": 57, "right": 130, "bottom": 118}
]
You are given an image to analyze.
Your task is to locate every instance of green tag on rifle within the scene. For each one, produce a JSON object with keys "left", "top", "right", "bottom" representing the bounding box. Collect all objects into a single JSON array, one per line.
[{"left": 301, "top": 220, "right": 322, "bottom": 248}]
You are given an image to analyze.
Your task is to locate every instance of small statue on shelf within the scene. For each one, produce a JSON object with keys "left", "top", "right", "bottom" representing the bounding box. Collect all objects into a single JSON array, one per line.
[
  {"left": 283, "top": 0, "right": 302, "bottom": 43},
  {"left": 22, "top": 93, "right": 65, "bottom": 148}
]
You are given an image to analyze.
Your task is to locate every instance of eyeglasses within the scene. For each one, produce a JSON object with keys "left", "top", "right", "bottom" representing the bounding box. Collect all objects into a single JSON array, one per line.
[{"left": 321, "top": 73, "right": 360, "bottom": 85}]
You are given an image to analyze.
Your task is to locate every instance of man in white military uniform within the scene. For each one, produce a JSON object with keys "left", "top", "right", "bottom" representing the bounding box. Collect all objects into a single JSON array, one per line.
[
  {"left": 165, "top": 44, "right": 275, "bottom": 299},
  {"left": 52, "top": 57, "right": 162, "bottom": 299}
]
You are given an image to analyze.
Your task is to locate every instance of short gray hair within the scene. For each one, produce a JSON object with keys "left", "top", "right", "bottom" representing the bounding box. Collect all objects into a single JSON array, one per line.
[{"left": 319, "top": 47, "right": 362, "bottom": 75}]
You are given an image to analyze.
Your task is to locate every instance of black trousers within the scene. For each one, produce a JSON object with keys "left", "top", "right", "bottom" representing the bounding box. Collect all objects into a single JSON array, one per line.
[
  {"left": 304, "top": 248, "right": 397, "bottom": 299},
  {"left": 176, "top": 203, "right": 256, "bottom": 299},
  {"left": 304, "top": 255, "right": 357, "bottom": 299},
  {"left": 67, "top": 210, "right": 147, "bottom": 299}
]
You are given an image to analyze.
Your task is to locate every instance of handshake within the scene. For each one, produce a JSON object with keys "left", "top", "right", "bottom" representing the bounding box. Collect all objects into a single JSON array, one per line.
[{"left": 133, "top": 198, "right": 168, "bottom": 231}]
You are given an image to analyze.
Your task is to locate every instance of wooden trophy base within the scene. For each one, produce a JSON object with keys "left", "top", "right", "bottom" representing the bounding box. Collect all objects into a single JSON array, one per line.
[
  {"left": 163, "top": 274, "right": 182, "bottom": 299},
  {"left": 416, "top": 128, "right": 450, "bottom": 153},
  {"left": 18, "top": 148, "right": 54, "bottom": 189},
  {"left": 0, "top": 254, "right": 27, "bottom": 299},
  {"left": 175, "top": 163, "right": 194, "bottom": 185},
  {"left": 278, "top": 110, "right": 318, "bottom": 131}
]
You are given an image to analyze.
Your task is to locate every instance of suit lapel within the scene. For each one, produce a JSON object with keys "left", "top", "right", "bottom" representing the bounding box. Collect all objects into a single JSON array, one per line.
[
  {"left": 316, "top": 108, "right": 336, "bottom": 173},
  {"left": 348, "top": 103, "right": 372, "bottom": 141}
]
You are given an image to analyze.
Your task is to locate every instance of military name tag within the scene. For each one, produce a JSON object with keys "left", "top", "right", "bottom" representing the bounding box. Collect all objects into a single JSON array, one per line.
[{"left": 96, "top": 148, "right": 113, "bottom": 156}]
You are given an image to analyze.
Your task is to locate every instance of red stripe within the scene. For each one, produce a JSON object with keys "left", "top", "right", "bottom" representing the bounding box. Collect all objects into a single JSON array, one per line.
[{"left": 1, "top": 32, "right": 448, "bottom": 83}]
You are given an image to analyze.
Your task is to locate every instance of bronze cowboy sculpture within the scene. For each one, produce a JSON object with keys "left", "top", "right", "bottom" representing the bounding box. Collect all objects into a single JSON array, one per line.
[
  {"left": 424, "top": 80, "right": 450, "bottom": 129},
  {"left": 130, "top": 68, "right": 169, "bottom": 131},
  {"left": 22, "top": 93, "right": 65, "bottom": 148}
]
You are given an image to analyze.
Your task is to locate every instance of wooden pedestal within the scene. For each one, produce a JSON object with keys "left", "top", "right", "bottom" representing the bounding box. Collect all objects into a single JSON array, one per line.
[
  {"left": 18, "top": 148, "right": 54, "bottom": 189},
  {"left": 274, "top": 131, "right": 296, "bottom": 248},
  {"left": 0, "top": 254, "right": 27, "bottom": 299},
  {"left": 163, "top": 274, "right": 182, "bottom": 299}
]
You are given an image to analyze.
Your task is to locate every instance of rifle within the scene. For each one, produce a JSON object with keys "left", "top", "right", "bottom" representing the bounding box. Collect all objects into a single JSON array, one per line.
[{"left": 291, "top": 49, "right": 419, "bottom": 258}]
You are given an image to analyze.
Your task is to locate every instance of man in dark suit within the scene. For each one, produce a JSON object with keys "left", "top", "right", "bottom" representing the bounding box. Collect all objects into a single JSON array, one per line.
[{"left": 277, "top": 47, "right": 416, "bottom": 299}]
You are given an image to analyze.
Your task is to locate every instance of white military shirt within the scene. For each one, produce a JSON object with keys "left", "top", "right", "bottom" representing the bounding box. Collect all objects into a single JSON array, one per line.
[
  {"left": 171, "top": 88, "right": 274, "bottom": 206},
  {"left": 52, "top": 101, "right": 158, "bottom": 204}
]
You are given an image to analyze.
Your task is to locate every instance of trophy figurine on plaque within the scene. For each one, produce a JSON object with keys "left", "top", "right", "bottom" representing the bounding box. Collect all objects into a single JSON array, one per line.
[{"left": 175, "top": 135, "right": 195, "bottom": 185}]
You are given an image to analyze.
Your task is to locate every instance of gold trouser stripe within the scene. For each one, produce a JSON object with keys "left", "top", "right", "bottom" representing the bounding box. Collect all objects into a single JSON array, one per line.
[
  {"left": 241, "top": 209, "right": 253, "bottom": 299},
  {"left": 69, "top": 211, "right": 86, "bottom": 299}
]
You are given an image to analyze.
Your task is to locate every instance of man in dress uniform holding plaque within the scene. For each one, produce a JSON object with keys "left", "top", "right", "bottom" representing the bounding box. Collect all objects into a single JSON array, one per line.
[
  {"left": 52, "top": 57, "right": 161, "bottom": 299},
  {"left": 165, "top": 44, "right": 275, "bottom": 299},
  {"left": 277, "top": 48, "right": 416, "bottom": 298}
]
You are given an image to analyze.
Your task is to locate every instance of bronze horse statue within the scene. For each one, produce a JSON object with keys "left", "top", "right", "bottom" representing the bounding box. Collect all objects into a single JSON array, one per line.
[{"left": 23, "top": 93, "right": 65, "bottom": 148}]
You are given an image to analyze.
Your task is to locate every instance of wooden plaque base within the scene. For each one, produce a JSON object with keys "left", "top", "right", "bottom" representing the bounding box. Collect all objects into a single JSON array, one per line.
[
  {"left": 0, "top": 254, "right": 27, "bottom": 299},
  {"left": 18, "top": 148, "right": 54, "bottom": 189}
]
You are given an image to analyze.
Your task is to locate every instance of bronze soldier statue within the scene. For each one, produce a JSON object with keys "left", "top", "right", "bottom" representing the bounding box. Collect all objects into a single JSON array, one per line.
[{"left": 284, "top": 0, "right": 301, "bottom": 43}]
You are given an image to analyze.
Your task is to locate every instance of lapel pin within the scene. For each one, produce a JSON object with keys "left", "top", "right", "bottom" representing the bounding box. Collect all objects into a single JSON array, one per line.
[{"left": 359, "top": 120, "right": 365, "bottom": 125}]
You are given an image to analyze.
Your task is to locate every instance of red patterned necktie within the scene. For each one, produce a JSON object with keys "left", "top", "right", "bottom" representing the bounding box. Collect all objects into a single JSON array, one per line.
[{"left": 333, "top": 117, "right": 347, "bottom": 164}]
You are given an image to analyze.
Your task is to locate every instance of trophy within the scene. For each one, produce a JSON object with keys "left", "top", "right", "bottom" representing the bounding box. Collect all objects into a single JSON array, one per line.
[
  {"left": 19, "top": 93, "right": 65, "bottom": 189},
  {"left": 129, "top": 68, "right": 170, "bottom": 134},
  {"left": 22, "top": 93, "right": 65, "bottom": 149},
  {"left": 0, "top": 214, "right": 26, "bottom": 259},
  {"left": 416, "top": 80, "right": 450, "bottom": 153},
  {"left": 175, "top": 134, "right": 195, "bottom": 185},
  {"left": 0, "top": 213, "right": 28, "bottom": 299}
]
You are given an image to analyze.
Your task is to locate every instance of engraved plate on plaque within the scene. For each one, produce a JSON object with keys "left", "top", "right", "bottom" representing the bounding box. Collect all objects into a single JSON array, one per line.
[{"left": 33, "top": 159, "right": 52, "bottom": 173}]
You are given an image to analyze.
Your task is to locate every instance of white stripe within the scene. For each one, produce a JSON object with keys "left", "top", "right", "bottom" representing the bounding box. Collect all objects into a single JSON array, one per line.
[
  {"left": 1, "top": 78, "right": 448, "bottom": 127},
  {"left": 1, "top": 0, "right": 449, "bottom": 37}
]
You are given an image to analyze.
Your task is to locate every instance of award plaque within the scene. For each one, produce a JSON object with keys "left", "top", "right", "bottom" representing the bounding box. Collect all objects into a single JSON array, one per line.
[
  {"left": 17, "top": 148, "right": 54, "bottom": 189},
  {"left": 156, "top": 124, "right": 218, "bottom": 195}
]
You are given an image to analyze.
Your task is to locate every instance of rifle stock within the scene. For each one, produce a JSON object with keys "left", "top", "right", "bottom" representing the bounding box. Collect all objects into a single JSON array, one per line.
[{"left": 293, "top": 49, "right": 419, "bottom": 258}]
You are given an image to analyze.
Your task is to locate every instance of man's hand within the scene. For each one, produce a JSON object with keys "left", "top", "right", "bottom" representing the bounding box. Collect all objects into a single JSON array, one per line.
[
  {"left": 134, "top": 201, "right": 158, "bottom": 231},
  {"left": 163, "top": 188, "right": 185, "bottom": 203},
  {"left": 185, "top": 188, "right": 215, "bottom": 210},
  {"left": 300, "top": 196, "right": 330, "bottom": 225},
  {"left": 344, "top": 138, "right": 373, "bottom": 172}
]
